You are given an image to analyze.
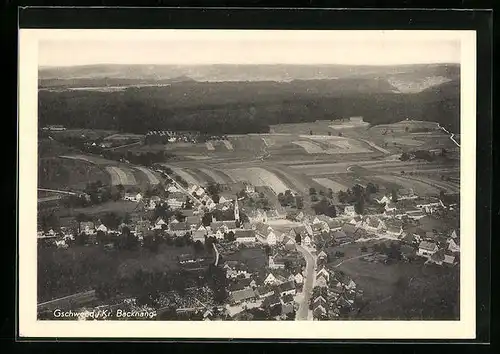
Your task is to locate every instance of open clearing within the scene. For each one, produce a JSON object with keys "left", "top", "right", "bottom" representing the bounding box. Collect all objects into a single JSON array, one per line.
[
  {"left": 105, "top": 166, "right": 136, "bottom": 186},
  {"left": 312, "top": 177, "right": 349, "bottom": 192},
  {"left": 225, "top": 167, "right": 289, "bottom": 194},
  {"left": 133, "top": 166, "right": 160, "bottom": 185}
]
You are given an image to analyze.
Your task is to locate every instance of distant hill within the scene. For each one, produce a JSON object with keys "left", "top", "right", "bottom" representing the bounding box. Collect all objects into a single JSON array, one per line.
[
  {"left": 38, "top": 75, "right": 460, "bottom": 135},
  {"left": 39, "top": 63, "right": 459, "bottom": 92}
]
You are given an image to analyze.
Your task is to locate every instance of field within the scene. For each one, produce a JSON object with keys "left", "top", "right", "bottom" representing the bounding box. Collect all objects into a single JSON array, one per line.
[
  {"left": 105, "top": 166, "right": 137, "bottom": 186},
  {"left": 337, "top": 257, "right": 459, "bottom": 320},
  {"left": 225, "top": 167, "right": 290, "bottom": 194},
  {"left": 133, "top": 166, "right": 160, "bottom": 185},
  {"left": 312, "top": 177, "right": 349, "bottom": 192},
  {"left": 370, "top": 175, "right": 443, "bottom": 195},
  {"left": 60, "top": 200, "right": 142, "bottom": 218},
  {"left": 38, "top": 157, "right": 111, "bottom": 191},
  {"left": 58, "top": 154, "right": 163, "bottom": 188}
]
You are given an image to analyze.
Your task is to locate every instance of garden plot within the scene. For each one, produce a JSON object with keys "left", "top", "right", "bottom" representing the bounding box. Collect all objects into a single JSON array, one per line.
[
  {"left": 226, "top": 167, "right": 289, "bottom": 194},
  {"left": 134, "top": 166, "right": 160, "bottom": 185},
  {"left": 105, "top": 166, "right": 137, "bottom": 186},
  {"left": 312, "top": 178, "right": 349, "bottom": 192}
]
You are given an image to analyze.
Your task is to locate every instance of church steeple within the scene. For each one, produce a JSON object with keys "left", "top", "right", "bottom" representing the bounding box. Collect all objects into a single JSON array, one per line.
[{"left": 234, "top": 196, "right": 240, "bottom": 222}]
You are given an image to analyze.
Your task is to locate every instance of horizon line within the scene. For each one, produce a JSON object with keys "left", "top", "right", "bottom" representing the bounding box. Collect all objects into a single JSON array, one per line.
[{"left": 39, "top": 62, "right": 461, "bottom": 69}]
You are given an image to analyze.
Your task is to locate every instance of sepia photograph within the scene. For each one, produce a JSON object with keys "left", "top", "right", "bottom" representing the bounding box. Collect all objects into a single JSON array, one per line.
[{"left": 18, "top": 29, "right": 476, "bottom": 339}]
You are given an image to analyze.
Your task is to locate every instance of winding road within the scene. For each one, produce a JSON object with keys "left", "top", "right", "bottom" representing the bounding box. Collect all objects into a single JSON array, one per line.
[
  {"left": 438, "top": 124, "right": 460, "bottom": 148},
  {"left": 295, "top": 244, "right": 316, "bottom": 320}
]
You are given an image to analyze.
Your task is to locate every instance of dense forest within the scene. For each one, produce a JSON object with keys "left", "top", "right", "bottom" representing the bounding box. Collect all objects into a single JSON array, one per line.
[{"left": 39, "top": 78, "right": 460, "bottom": 134}]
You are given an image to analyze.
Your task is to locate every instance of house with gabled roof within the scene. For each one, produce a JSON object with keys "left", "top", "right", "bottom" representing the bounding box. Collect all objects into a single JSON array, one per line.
[
  {"left": 256, "top": 285, "right": 274, "bottom": 299},
  {"left": 79, "top": 221, "right": 95, "bottom": 235},
  {"left": 267, "top": 231, "right": 277, "bottom": 246},
  {"left": 269, "top": 256, "right": 286, "bottom": 270},
  {"left": 192, "top": 230, "right": 206, "bottom": 243},
  {"left": 344, "top": 205, "right": 356, "bottom": 217},
  {"left": 262, "top": 294, "right": 281, "bottom": 309},
  {"left": 264, "top": 273, "right": 278, "bottom": 285},
  {"left": 327, "top": 219, "right": 342, "bottom": 232},
  {"left": 154, "top": 217, "right": 167, "bottom": 229},
  {"left": 333, "top": 230, "right": 353, "bottom": 245},
  {"left": 448, "top": 238, "right": 460, "bottom": 253},
  {"left": 169, "top": 222, "right": 189, "bottom": 236},
  {"left": 234, "top": 229, "right": 256, "bottom": 243},
  {"left": 385, "top": 220, "right": 403, "bottom": 237},
  {"left": 317, "top": 250, "right": 328, "bottom": 261},
  {"left": 348, "top": 215, "right": 363, "bottom": 227},
  {"left": 294, "top": 272, "right": 304, "bottom": 284},
  {"left": 417, "top": 241, "right": 439, "bottom": 257},
  {"left": 316, "top": 267, "right": 330, "bottom": 282},
  {"left": 302, "top": 235, "right": 311, "bottom": 246},
  {"left": 363, "top": 216, "right": 386, "bottom": 233},
  {"left": 96, "top": 223, "right": 108, "bottom": 233},
  {"left": 230, "top": 288, "right": 256, "bottom": 305},
  {"left": 376, "top": 195, "right": 391, "bottom": 205},
  {"left": 185, "top": 215, "right": 202, "bottom": 230},
  {"left": 313, "top": 304, "right": 327, "bottom": 319},
  {"left": 315, "top": 275, "right": 328, "bottom": 288},
  {"left": 277, "top": 281, "right": 296, "bottom": 296}
]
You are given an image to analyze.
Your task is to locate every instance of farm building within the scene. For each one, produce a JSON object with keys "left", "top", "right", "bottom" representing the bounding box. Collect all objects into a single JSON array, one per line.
[
  {"left": 277, "top": 281, "right": 296, "bottom": 297},
  {"left": 269, "top": 256, "right": 286, "bottom": 270},
  {"left": 230, "top": 288, "right": 257, "bottom": 305},
  {"left": 192, "top": 230, "right": 207, "bottom": 243},
  {"left": 169, "top": 222, "right": 190, "bottom": 236},
  {"left": 417, "top": 241, "right": 439, "bottom": 257},
  {"left": 255, "top": 285, "right": 274, "bottom": 299},
  {"left": 124, "top": 192, "right": 143, "bottom": 202},
  {"left": 343, "top": 205, "right": 356, "bottom": 217},
  {"left": 234, "top": 229, "right": 256, "bottom": 243}
]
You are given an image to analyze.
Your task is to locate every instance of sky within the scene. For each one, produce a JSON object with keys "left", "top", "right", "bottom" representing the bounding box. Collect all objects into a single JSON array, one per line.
[{"left": 38, "top": 31, "right": 462, "bottom": 67}]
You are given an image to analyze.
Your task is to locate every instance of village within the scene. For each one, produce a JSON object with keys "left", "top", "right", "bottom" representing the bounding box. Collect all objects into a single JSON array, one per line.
[{"left": 37, "top": 159, "right": 461, "bottom": 321}]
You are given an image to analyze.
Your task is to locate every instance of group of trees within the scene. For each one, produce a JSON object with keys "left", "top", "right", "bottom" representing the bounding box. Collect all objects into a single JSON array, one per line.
[
  {"left": 39, "top": 77, "right": 459, "bottom": 136},
  {"left": 277, "top": 190, "right": 303, "bottom": 209},
  {"left": 311, "top": 198, "right": 337, "bottom": 217}
]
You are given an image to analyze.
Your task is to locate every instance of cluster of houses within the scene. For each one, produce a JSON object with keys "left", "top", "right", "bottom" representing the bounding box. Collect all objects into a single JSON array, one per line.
[
  {"left": 311, "top": 263, "right": 359, "bottom": 320},
  {"left": 412, "top": 228, "right": 460, "bottom": 266},
  {"left": 219, "top": 253, "right": 307, "bottom": 319},
  {"left": 145, "top": 130, "right": 200, "bottom": 144}
]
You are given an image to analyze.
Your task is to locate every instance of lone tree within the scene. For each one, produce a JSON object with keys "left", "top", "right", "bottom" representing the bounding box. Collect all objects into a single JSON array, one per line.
[
  {"left": 295, "top": 234, "right": 302, "bottom": 245},
  {"left": 354, "top": 198, "right": 364, "bottom": 215},
  {"left": 391, "top": 188, "right": 399, "bottom": 202}
]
